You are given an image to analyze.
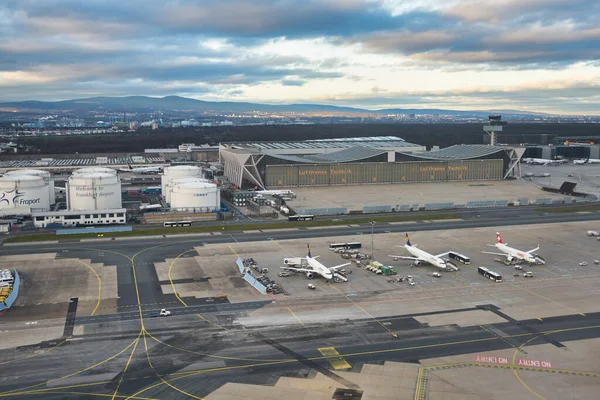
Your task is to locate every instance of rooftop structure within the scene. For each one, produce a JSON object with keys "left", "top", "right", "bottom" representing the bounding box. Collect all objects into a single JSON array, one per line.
[
  {"left": 220, "top": 136, "right": 425, "bottom": 156},
  {"left": 0, "top": 156, "right": 166, "bottom": 173}
]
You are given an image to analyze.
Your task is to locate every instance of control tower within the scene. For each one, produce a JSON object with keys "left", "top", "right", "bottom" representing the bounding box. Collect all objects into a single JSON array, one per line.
[{"left": 484, "top": 115, "right": 507, "bottom": 146}]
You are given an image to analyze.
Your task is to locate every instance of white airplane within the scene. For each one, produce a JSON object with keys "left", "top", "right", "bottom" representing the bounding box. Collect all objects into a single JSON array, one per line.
[
  {"left": 586, "top": 159, "right": 600, "bottom": 164},
  {"left": 523, "top": 158, "right": 566, "bottom": 165},
  {"left": 482, "top": 232, "right": 545, "bottom": 265},
  {"left": 388, "top": 234, "right": 459, "bottom": 271},
  {"left": 281, "top": 244, "right": 350, "bottom": 282},
  {"left": 118, "top": 163, "right": 164, "bottom": 174},
  {"left": 573, "top": 159, "right": 587, "bottom": 165}
]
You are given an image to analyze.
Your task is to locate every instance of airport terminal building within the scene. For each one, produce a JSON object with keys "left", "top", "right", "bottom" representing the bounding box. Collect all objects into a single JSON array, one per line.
[{"left": 220, "top": 137, "right": 522, "bottom": 189}]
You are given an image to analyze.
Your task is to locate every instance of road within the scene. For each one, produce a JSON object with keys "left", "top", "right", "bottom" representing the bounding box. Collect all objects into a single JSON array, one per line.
[{"left": 1, "top": 210, "right": 600, "bottom": 399}]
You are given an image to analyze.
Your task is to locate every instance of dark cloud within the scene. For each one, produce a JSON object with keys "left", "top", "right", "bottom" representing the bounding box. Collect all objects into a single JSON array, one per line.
[{"left": 0, "top": 0, "right": 599, "bottom": 114}]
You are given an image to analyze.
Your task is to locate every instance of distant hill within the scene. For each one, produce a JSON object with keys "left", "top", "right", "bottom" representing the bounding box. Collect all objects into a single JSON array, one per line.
[{"left": 0, "top": 95, "right": 549, "bottom": 117}]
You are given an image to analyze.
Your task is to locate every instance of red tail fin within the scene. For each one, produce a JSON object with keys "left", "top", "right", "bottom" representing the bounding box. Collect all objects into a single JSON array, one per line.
[{"left": 496, "top": 232, "right": 503, "bottom": 244}]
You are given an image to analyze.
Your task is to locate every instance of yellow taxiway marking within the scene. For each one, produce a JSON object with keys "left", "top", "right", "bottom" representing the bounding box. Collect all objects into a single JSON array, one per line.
[{"left": 318, "top": 347, "right": 351, "bottom": 370}]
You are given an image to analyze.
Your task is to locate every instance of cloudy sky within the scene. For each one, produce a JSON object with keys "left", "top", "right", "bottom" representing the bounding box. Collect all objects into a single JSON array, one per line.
[{"left": 1, "top": 0, "right": 599, "bottom": 114}]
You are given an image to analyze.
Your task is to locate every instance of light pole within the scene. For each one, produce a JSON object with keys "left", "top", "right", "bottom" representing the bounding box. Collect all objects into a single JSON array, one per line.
[{"left": 370, "top": 221, "right": 375, "bottom": 261}]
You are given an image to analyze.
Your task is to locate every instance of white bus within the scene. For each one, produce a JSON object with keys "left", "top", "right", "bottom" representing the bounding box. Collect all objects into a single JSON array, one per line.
[
  {"left": 478, "top": 266, "right": 502, "bottom": 282},
  {"left": 163, "top": 221, "right": 192, "bottom": 227},
  {"left": 448, "top": 252, "right": 471, "bottom": 265}
]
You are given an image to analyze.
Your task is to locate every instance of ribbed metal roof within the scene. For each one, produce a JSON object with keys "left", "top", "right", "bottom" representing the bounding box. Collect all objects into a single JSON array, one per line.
[
  {"left": 266, "top": 147, "right": 388, "bottom": 164},
  {"left": 407, "top": 145, "right": 508, "bottom": 160},
  {"left": 224, "top": 136, "right": 422, "bottom": 151}
]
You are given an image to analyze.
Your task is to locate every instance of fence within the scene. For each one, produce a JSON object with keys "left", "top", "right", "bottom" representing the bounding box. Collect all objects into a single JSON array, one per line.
[
  {"left": 294, "top": 208, "right": 348, "bottom": 216},
  {"left": 0, "top": 269, "right": 20, "bottom": 311},
  {"left": 423, "top": 202, "right": 455, "bottom": 210},
  {"left": 236, "top": 257, "right": 245, "bottom": 273},
  {"left": 56, "top": 226, "right": 133, "bottom": 235},
  {"left": 363, "top": 205, "right": 393, "bottom": 214},
  {"left": 243, "top": 272, "right": 267, "bottom": 294}
]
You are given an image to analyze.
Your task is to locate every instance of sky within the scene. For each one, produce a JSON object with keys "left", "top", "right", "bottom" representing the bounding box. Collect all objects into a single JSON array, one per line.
[{"left": 1, "top": 0, "right": 599, "bottom": 114}]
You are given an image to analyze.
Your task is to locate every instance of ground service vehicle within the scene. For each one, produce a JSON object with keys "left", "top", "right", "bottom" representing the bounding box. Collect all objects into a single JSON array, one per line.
[
  {"left": 160, "top": 309, "right": 171, "bottom": 316},
  {"left": 163, "top": 221, "right": 192, "bottom": 227},
  {"left": 448, "top": 252, "right": 471, "bottom": 265},
  {"left": 288, "top": 215, "right": 315, "bottom": 221},
  {"left": 308, "top": 283, "right": 316, "bottom": 289},
  {"left": 478, "top": 266, "right": 503, "bottom": 282},
  {"left": 329, "top": 242, "right": 362, "bottom": 250},
  {"left": 524, "top": 272, "right": 533, "bottom": 278}
]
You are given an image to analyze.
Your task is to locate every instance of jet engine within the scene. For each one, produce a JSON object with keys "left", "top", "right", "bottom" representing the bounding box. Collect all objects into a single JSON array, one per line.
[
  {"left": 305, "top": 272, "right": 314, "bottom": 279},
  {"left": 413, "top": 260, "right": 422, "bottom": 266},
  {"left": 506, "top": 256, "right": 514, "bottom": 263}
]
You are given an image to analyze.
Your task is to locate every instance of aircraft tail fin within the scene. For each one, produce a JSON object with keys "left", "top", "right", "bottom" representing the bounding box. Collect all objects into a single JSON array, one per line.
[
  {"left": 128, "top": 163, "right": 132, "bottom": 169},
  {"left": 496, "top": 232, "right": 504, "bottom": 244},
  {"left": 405, "top": 233, "right": 412, "bottom": 247},
  {"left": 307, "top": 244, "right": 312, "bottom": 258}
]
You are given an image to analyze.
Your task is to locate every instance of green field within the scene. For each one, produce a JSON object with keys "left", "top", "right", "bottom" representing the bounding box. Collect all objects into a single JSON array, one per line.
[{"left": 4, "top": 213, "right": 459, "bottom": 243}]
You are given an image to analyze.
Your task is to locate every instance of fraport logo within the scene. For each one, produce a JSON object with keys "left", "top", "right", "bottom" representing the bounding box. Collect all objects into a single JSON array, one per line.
[
  {"left": 0, "top": 189, "right": 40, "bottom": 206},
  {"left": 20, "top": 198, "right": 41, "bottom": 205}
]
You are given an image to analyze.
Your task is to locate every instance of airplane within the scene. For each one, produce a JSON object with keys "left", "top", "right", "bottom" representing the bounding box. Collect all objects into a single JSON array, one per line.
[
  {"left": 118, "top": 163, "right": 164, "bottom": 174},
  {"left": 388, "top": 233, "right": 459, "bottom": 271},
  {"left": 573, "top": 159, "right": 587, "bottom": 165},
  {"left": 482, "top": 232, "right": 545, "bottom": 265},
  {"left": 281, "top": 244, "right": 351, "bottom": 282},
  {"left": 522, "top": 158, "right": 567, "bottom": 166},
  {"left": 586, "top": 159, "right": 600, "bottom": 164}
]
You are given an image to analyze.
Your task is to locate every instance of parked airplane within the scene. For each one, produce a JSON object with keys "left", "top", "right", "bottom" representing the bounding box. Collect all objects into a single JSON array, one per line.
[
  {"left": 573, "top": 159, "right": 587, "bottom": 165},
  {"left": 388, "top": 234, "right": 459, "bottom": 271},
  {"left": 281, "top": 244, "right": 350, "bottom": 282},
  {"left": 482, "top": 232, "right": 545, "bottom": 265},
  {"left": 118, "top": 163, "right": 164, "bottom": 174},
  {"left": 586, "top": 159, "right": 600, "bottom": 164},
  {"left": 523, "top": 158, "right": 567, "bottom": 165}
]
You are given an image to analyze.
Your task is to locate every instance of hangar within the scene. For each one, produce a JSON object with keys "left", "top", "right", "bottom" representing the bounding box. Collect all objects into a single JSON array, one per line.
[{"left": 220, "top": 138, "right": 523, "bottom": 189}]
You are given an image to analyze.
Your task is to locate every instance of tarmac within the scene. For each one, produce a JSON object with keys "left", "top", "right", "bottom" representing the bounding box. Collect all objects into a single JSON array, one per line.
[{"left": 1, "top": 216, "right": 600, "bottom": 399}]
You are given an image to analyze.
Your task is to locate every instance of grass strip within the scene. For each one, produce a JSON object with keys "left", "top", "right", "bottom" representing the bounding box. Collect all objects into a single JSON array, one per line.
[{"left": 4, "top": 212, "right": 459, "bottom": 243}]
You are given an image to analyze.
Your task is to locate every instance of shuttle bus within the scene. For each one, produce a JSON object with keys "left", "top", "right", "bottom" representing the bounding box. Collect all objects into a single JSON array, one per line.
[
  {"left": 448, "top": 252, "right": 471, "bottom": 265},
  {"left": 288, "top": 215, "right": 315, "bottom": 221},
  {"left": 478, "top": 266, "right": 502, "bottom": 282},
  {"left": 329, "top": 242, "right": 362, "bottom": 250},
  {"left": 163, "top": 221, "right": 192, "bottom": 227}
]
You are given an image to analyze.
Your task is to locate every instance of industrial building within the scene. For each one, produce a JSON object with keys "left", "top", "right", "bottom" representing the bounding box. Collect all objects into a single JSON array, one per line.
[
  {"left": 159, "top": 165, "right": 221, "bottom": 212},
  {"left": 524, "top": 144, "right": 600, "bottom": 160},
  {"left": 66, "top": 172, "right": 123, "bottom": 211},
  {"left": 32, "top": 209, "right": 126, "bottom": 228},
  {"left": 0, "top": 175, "right": 52, "bottom": 215},
  {"left": 220, "top": 137, "right": 522, "bottom": 189}
]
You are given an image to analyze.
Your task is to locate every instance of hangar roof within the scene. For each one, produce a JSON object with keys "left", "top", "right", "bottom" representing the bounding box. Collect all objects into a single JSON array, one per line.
[
  {"left": 408, "top": 145, "right": 509, "bottom": 160},
  {"left": 265, "top": 147, "right": 387, "bottom": 164},
  {"left": 222, "top": 136, "right": 422, "bottom": 151}
]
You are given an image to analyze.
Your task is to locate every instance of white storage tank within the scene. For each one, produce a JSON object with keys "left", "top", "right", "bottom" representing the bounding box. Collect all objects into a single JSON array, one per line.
[
  {"left": 67, "top": 172, "right": 122, "bottom": 211},
  {"left": 164, "top": 177, "right": 211, "bottom": 203},
  {"left": 161, "top": 165, "right": 203, "bottom": 195},
  {"left": 170, "top": 181, "right": 220, "bottom": 212},
  {"left": 5, "top": 169, "right": 55, "bottom": 204},
  {"left": 0, "top": 175, "right": 50, "bottom": 211},
  {"left": 72, "top": 167, "right": 117, "bottom": 176}
]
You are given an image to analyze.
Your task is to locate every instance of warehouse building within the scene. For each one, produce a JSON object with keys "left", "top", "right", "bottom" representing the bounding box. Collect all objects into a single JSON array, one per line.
[{"left": 220, "top": 138, "right": 522, "bottom": 189}]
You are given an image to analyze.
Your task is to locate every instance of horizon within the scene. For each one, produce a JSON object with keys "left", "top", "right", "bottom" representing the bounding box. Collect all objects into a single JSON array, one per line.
[{"left": 1, "top": 1, "right": 599, "bottom": 115}]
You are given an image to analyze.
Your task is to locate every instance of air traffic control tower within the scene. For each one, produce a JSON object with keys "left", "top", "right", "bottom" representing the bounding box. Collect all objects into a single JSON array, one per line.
[{"left": 484, "top": 115, "right": 507, "bottom": 146}]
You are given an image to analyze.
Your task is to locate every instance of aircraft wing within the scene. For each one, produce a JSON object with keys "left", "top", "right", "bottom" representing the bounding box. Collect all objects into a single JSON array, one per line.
[
  {"left": 481, "top": 251, "right": 507, "bottom": 257},
  {"left": 526, "top": 246, "right": 540, "bottom": 253},
  {"left": 389, "top": 255, "right": 423, "bottom": 261},
  {"left": 329, "top": 262, "right": 351, "bottom": 271}
]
